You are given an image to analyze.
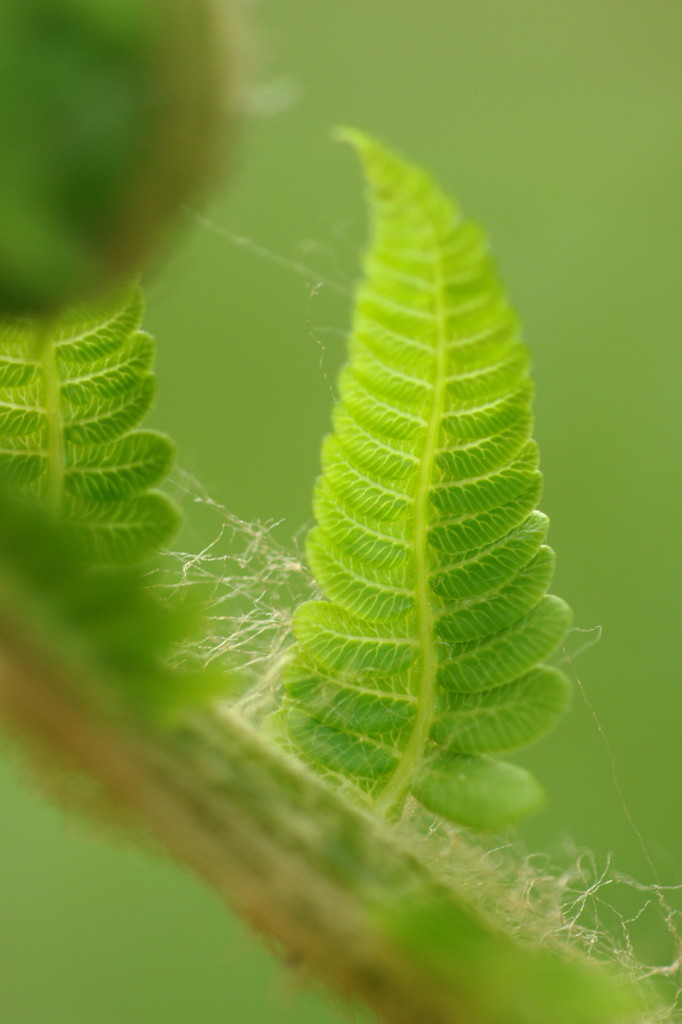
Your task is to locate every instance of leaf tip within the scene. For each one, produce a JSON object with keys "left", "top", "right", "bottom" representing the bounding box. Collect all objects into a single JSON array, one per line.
[
  {"left": 332, "top": 125, "right": 383, "bottom": 163},
  {"left": 331, "top": 124, "right": 365, "bottom": 146}
]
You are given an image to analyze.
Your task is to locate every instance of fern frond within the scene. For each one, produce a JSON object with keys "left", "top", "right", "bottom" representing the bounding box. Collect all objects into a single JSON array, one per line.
[
  {"left": 280, "top": 131, "right": 572, "bottom": 830},
  {"left": 0, "top": 284, "right": 178, "bottom": 563}
]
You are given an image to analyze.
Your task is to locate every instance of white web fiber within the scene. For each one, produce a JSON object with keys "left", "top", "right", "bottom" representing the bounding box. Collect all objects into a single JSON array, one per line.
[
  {"left": 410, "top": 816, "right": 682, "bottom": 1022},
  {"left": 158, "top": 467, "right": 315, "bottom": 715}
]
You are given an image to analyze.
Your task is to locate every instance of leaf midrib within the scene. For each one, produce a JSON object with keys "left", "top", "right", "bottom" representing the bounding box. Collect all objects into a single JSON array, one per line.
[
  {"left": 373, "top": 222, "right": 449, "bottom": 816},
  {"left": 38, "top": 323, "right": 65, "bottom": 515}
]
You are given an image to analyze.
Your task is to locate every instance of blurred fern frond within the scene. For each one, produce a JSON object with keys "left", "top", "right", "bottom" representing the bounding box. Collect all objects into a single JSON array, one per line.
[{"left": 0, "top": 284, "right": 178, "bottom": 564}]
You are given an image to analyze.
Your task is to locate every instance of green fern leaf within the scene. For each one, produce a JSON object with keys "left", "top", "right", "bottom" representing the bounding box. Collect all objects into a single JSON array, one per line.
[
  {"left": 280, "top": 131, "right": 572, "bottom": 830},
  {"left": 0, "top": 284, "right": 178, "bottom": 563}
]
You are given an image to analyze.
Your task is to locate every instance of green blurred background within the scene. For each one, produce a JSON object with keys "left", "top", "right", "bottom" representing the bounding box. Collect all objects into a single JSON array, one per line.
[{"left": 2, "top": 1, "right": 681, "bottom": 1020}]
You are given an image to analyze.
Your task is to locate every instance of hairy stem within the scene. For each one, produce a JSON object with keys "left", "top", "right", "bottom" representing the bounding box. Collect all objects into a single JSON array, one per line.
[{"left": 0, "top": 591, "right": 645, "bottom": 1024}]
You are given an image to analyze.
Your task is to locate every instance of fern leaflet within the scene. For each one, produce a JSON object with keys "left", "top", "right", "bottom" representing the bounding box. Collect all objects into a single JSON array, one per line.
[
  {"left": 280, "top": 131, "right": 572, "bottom": 830},
  {"left": 0, "top": 284, "right": 178, "bottom": 564}
]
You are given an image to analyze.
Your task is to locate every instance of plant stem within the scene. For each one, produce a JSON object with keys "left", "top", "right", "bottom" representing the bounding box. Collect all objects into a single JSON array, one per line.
[{"left": 0, "top": 593, "right": 646, "bottom": 1024}]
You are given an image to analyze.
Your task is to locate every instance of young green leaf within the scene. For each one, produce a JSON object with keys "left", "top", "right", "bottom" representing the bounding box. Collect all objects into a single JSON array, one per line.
[
  {"left": 280, "top": 131, "right": 572, "bottom": 830},
  {"left": 0, "top": 284, "right": 178, "bottom": 563}
]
